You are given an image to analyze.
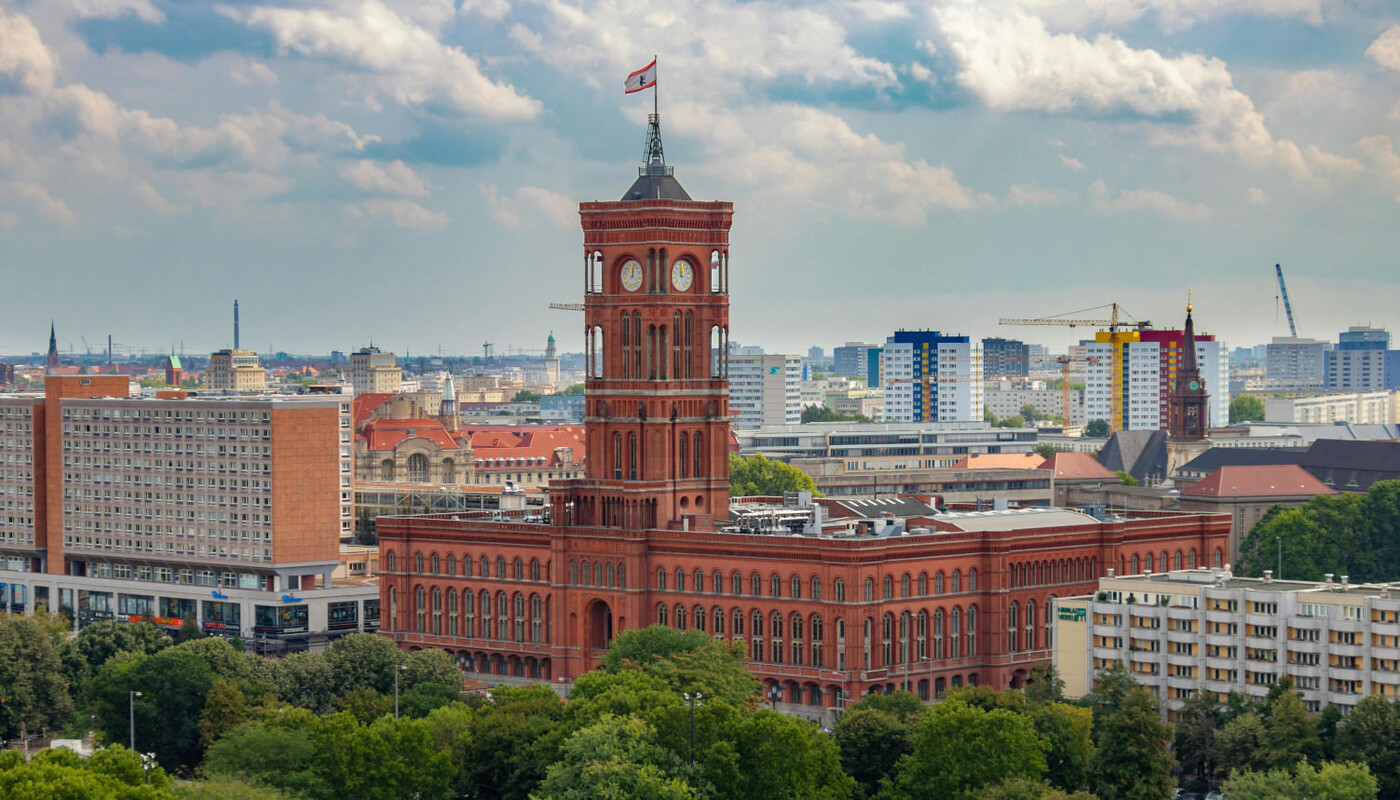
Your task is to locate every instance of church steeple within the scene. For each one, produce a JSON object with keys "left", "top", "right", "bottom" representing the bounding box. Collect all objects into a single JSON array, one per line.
[
  {"left": 1168, "top": 293, "right": 1208, "bottom": 442},
  {"left": 46, "top": 322, "right": 59, "bottom": 372}
]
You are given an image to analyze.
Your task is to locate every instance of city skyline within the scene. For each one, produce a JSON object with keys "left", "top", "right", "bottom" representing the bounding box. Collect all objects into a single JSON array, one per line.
[{"left": 2, "top": 1, "right": 1399, "bottom": 356}]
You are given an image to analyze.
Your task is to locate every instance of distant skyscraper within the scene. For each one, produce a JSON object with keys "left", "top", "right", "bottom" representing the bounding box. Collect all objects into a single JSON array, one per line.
[
  {"left": 1266, "top": 337, "right": 1329, "bottom": 386},
  {"left": 833, "top": 342, "right": 877, "bottom": 378},
  {"left": 1337, "top": 325, "right": 1390, "bottom": 351},
  {"left": 350, "top": 346, "right": 401, "bottom": 394},
  {"left": 981, "top": 337, "right": 1030, "bottom": 378}
]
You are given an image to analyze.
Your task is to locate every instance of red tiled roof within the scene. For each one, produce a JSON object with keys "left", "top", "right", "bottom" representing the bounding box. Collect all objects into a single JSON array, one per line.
[
  {"left": 1180, "top": 465, "right": 1336, "bottom": 499},
  {"left": 1037, "top": 452, "right": 1117, "bottom": 480},
  {"left": 361, "top": 418, "right": 464, "bottom": 452},
  {"left": 353, "top": 393, "right": 395, "bottom": 430},
  {"left": 468, "top": 425, "right": 587, "bottom": 469},
  {"left": 952, "top": 452, "right": 1046, "bottom": 470}
]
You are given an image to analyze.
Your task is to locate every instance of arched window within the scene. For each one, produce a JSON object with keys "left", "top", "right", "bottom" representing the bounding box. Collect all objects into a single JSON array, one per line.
[
  {"left": 619, "top": 564, "right": 627, "bottom": 588},
  {"left": 951, "top": 570, "right": 962, "bottom": 593},
  {"left": 733, "top": 608, "right": 744, "bottom": 637},
  {"left": 790, "top": 613, "right": 804, "bottom": 665},
  {"left": 695, "top": 569, "right": 705, "bottom": 593},
  {"left": 694, "top": 605, "right": 706, "bottom": 632},
  {"left": 1044, "top": 597, "right": 1056, "bottom": 650},
  {"left": 532, "top": 558, "right": 541, "bottom": 581},
  {"left": 628, "top": 434, "right": 638, "bottom": 480},
  {"left": 1024, "top": 600, "right": 1036, "bottom": 651},
  {"left": 657, "top": 568, "right": 667, "bottom": 590},
  {"left": 881, "top": 613, "right": 893, "bottom": 666},
  {"left": 1131, "top": 554, "right": 1140, "bottom": 574},
  {"left": 679, "top": 434, "right": 688, "bottom": 479},
  {"left": 934, "top": 609, "right": 945, "bottom": 659},
  {"left": 447, "top": 554, "right": 457, "bottom": 575},
  {"left": 407, "top": 453, "right": 428, "bottom": 483},
  {"left": 969, "top": 569, "right": 977, "bottom": 591},
  {"left": 1174, "top": 550, "right": 1183, "bottom": 570},
  {"left": 918, "top": 572, "right": 928, "bottom": 596},
  {"left": 693, "top": 432, "right": 703, "bottom": 477},
  {"left": 621, "top": 312, "right": 631, "bottom": 378},
  {"left": 884, "top": 575, "right": 894, "bottom": 599},
  {"left": 967, "top": 605, "right": 978, "bottom": 656},
  {"left": 464, "top": 555, "right": 474, "bottom": 577},
  {"left": 657, "top": 603, "right": 668, "bottom": 626},
  {"left": 864, "top": 578, "right": 874, "bottom": 602},
  {"left": 752, "top": 572, "right": 762, "bottom": 596},
  {"left": 675, "top": 604, "right": 687, "bottom": 630},
  {"left": 386, "top": 551, "right": 396, "bottom": 572},
  {"left": 901, "top": 574, "right": 911, "bottom": 598},
  {"left": 811, "top": 576, "right": 822, "bottom": 601},
  {"left": 834, "top": 578, "right": 846, "bottom": 603},
  {"left": 1008, "top": 602, "right": 1019, "bottom": 653},
  {"left": 1188, "top": 550, "right": 1197, "bottom": 569},
  {"left": 811, "top": 614, "right": 824, "bottom": 667},
  {"left": 530, "top": 594, "right": 543, "bottom": 643},
  {"left": 676, "top": 568, "right": 687, "bottom": 592},
  {"left": 414, "top": 551, "right": 424, "bottom": 573},
  {"left": 935, "top": 571, "right": 945, "bottom": 594},
  {"left": 613, "top": 433, "right": 622, "bottom": 479},
  {"left": 431, "top": 554, "right": 440, "bottom": 575},
  {"left": 480, "top": 555, "right": 489, "bottom": 577},
  {"left": 513, "top": 593, "right": 525, "bottom": 642},
  {"left": 950, "top": 607, "right": 962, "bottom": 657},
  {"left": 713, "top": 570, "right": 723, "bottom": 593},
  {"left": 497, "top": 592, "right": 509, "bottom": 639},
  {"left": 380, "top": 459, "right": 394, "bottom": 481},
  {"left": 791, "top": 575, "right": 802, "bottom": 599},
  {"left": 713, "top": 607, "right": 724, "bottom": 635},
  {"left": 732, "top": 571, "right": 742, "bottom": 594},
  {"left": 497, "top": 556, "right": 507, "bottom": 578},
  {"left": 514, "top": 557, "right": 523, "bottom": 580},
  {"left": 771, "top": 573, "right": 782, "bottom": 598},
  {"left": 1214, "top": 548, "right": 1223, "bottom": 568},
  {"left": 753, "top": 610, "right": 764, "bottom": 638}
]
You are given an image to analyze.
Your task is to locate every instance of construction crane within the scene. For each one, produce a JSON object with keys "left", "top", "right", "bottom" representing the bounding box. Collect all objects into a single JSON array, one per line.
[
  {"left": 887, "top": 373, "right": 977, "bottom": 423},
  {"left": 548, "top": 302, "right": 584, "bottom": 312},
  {"left": 1054, "top": 356, "right": 1100, "bottom": 430},
  {"left": 1275, "top": 263, "right": 1297, "bottom": 337},
  {"left": 1000, "top": 303, "right": 1151, "bottom": 434}
]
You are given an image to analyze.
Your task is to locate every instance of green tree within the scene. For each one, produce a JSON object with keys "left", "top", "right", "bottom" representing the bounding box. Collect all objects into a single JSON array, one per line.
[
  {"left": 728, "top": 454, "right": 821, "bottom": 498},
  {"left": 534, "top": 714, "right": 695, "bottom": 800},
  {"left": 1230, "top": 395, "right": 1266, "bottom": 423},
  {"left": 601, "top": 626, "right": 759, "bottom": 708},
  {"left": 275, "top": 650, "right": 337, "bottom": 714},
  {"left": 801, "top": 404, "right": 871, "bottom": 423},
  {"left": 512, "top": 390, "right": 542, "bottom": 402},
  {"left": 0, "top": 615, "right": 73, "bottom": 738},
  {"left": 832, "top": 707, "right": 912, "bottom": 794},
  {"left": 728, "top": 710, "right": 853, "bottom": 800},
  {"left": 1262, "top": 686, "right": 1320, "bottom": 771},
  {"left": 86, "top": 648, "right": 215, "bottom": 772},
  {"left": 171, "top": 636, "right": 275, "bottom": 685},
  {"left": 202, "top": 717, "right": 324, "bottom": 798},
  {"left": 1021, "top": 404, "right": 1042, "bottom": 423},
  {"left": 1032, "top": 703, "right": 1096, "bottom": 794},
  {"left": 1033, "top": 444, "right": 1067, "bottom": 460},
  {"left": 977, "top": 777, "right": 1099, "bottom": 800},
  {"left": 337, "top": 688, "right": 393, "bottom": 724},
  {"left": 1236, "top": 490, "right": 1374, "bottom": 581},
  {"left": 1089, "top": 686, "right": 1174, "bottom": 800},
  {"left": 1084, "top": 420, "right": 1109, "bottom": 438},
  {"left": 60, "top": 619, "right": 170, "bottom": 685},
  {"left": 0, "top": 745, "right": 176, "bottom": 799},
  {"left": 888, "top": 697, "right": 1046, "bottom": 800},
  {"left": 997, "top": 415, "right": 1026, "bottom": 428},
  {"left": 1113, "top": 471, "right": 1138, "bottom": 486},
  {"left": 560, "top": 383, "right": 586, "bottom": 395},
  {"left": 1216, "top": 713, "right": 1268, "bottom": 778},
  {"left": 312, "top": 712, "right": 456, "bottom": 800},
  {"left": 1024, "top": 663, "right": 1066, "bottom": 705},
  {"left": 325, "top": 632, "right": 409, "bottom": 696},
  {"left": 462, "top": 685, "right": 568, "bottom": 800},
  {"left": 985, "top": 407, "right": 998, "bottom": 424},
  {"left": 1222, "top": 761, "right": 1377, "bottom": 800},
  {"left": 1335, "top": 695, "right": 1400, "bottom": 799},
  {"left": 1172, "top": 692, "right": 1221, "bottom": 785}
]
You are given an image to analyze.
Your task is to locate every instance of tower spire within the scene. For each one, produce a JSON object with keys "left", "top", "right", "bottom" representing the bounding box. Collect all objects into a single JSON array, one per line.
[{"left": 46, "top": 321, "right": 59, "bottom": 372}]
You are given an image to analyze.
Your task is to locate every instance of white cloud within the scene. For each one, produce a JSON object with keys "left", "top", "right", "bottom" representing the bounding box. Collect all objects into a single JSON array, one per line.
[
  {"left": 1246, "top": 187, "right": 1268, "bottom": 205},
  {"left": 65, "top": 0, "right": 166, "bottom": 24},
  {"left": 0, "top": 12, "right": 56, "bottom": 95},
  {"left": 1089, "top": 179, "right": 1209, "bottom": 221},
  {"left": 1018, "top": 0, "right": 1325, "bottom": 34},
  {"left": 0, "top": 180, "right": 76, "bottom": 226},
  {"left": 1367, "top": 26, "right": 1400, "bottom": 73},
  {"left": 133, "top": 183, "right": 191, "bottom": 216},
  {"left": 223, "top": 0, "right": 540, "bottom": 119},
  {"left": 1058, "top": 154, "right": 1085, "bottom": 170},
  {"left": 231, "top": 58, "right": 279, "bottom": 86},
  {"left": 340, "top": 160, "right": 430, "bottom": 197},
  {"left": 345, "top": 198, "right": 449, "bottom": 229},
  {"left": 935, "top": 7, "right": 1322, "bottom": 180},
  {"left": 679, "top": 102, "right": 986, "bottom": 225},
  {"left": 1358, "top": 136, "right": 1400, "bottom": 201},
  {"left": 1006, "top": 183, "right": 1067, "bottom": 205},
  {"left": 509, "top": 0, "right": 898, "bottom": 101},
  {"left": 458, "top": 0, "right": 511, "bottom": 20},
  {"left": 479, "top": 184, "right": 576, "bottom": 230},
  {"left": 843, "top": 0, "right": 913, "bottom": 22}
]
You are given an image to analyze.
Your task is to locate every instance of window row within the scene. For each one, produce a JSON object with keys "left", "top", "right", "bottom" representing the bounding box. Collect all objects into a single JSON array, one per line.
[
  {"left": 391, "top": 586, "right": 550, "bottom": 643},
  {"left": 654, "top": 567, "right": 979, "bottom": 600},
  {"left": 388, "top": 551, "right": 547, "bottom": 582}
]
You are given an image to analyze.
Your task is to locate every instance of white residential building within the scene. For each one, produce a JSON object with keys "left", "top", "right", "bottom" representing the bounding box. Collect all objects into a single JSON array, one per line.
[
  {"left": 882, "top": 332, "right": 983, "bottom": 424},
  {"left": 1085, "top": 337, "right": 1228, "bottom": 431},
  {"left": 729, "top": 354, "right": 802, "bottom": 429}
]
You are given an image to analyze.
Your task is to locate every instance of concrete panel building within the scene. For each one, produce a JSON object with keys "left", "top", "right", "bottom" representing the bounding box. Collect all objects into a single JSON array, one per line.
[
  {"left": 729, "top": 354, "right": 801, "bottom": 429},
  {"left": 882, "top": 331, "right": 982, "bottom": 424},
  {"left": 1055, "top": 568, "right": 1400, "bottom": 716}
]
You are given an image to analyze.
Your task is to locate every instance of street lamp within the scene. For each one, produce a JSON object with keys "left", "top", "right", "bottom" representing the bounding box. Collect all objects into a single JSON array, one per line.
[
  {"left": 141, "top": 752, "right": 156, "bottom": 784},
  {"left": 394, "top": 664, "right": 408, "bottom": 719},
  {"left": 683, "top": 692, "right": 703, "bottom": 765},
  {"left": 768, "top": 684, "right": 781, "bottom": 710},
  {"left": 1277, "top": 536, "right": 1283, "bottom": 580},
  {"left": 128, "top": 691, "right": 142, "bottom": 751}
]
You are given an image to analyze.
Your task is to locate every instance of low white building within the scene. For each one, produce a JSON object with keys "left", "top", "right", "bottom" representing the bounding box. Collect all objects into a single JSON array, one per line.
[{"left": 1265, "top": 391, "right": 1398, "bottom": 425}]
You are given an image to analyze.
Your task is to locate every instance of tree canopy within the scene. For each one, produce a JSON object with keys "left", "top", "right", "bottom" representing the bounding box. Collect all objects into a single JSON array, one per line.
[
  {"left": 1236, "top": 481, "right": 1400, "bottom": 582},
  {"left": 1084, "top": 420, "right": 1109, "bottom": 438},
  {"left": 728, "top": 454, "right": 821, "bottom": 498},
  {"left": 1230, "top": 394, "right": 1266, "bottom": 424}
]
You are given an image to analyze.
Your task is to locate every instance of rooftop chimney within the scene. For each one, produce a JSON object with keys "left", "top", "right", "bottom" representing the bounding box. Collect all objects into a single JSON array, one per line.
[
  {"left": 1262, "top": 569, "right": 1273, "bottom": 583},
  {"left": 1106, "top": 568, "right": 1115, "bottom": 578}
]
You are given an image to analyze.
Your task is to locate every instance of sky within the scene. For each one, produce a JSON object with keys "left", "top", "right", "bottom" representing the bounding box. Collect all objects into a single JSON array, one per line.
[{"left": 1, "top": 0, "right": 1398, "bottom": 361}]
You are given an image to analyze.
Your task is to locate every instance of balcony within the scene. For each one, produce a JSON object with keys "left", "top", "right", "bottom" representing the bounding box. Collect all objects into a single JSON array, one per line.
[
  {"left": 1287, "top": 639, "right": 1322, "bottom": 654},
  {"left": 1167, "top": 653, "right": 1197, "bottom": 668},
  {"left": 1166, "top": 606, "right": 1196, "bottom": 621},
  {"left": 1373, "top": 671, "right": 1400, "bottom": 685},
  {"left": 1329, "top": 667, "right": 1366, "bottom": 683},
  {"left": 1205, "top": 633, "right": 1237, "bottom": 647},
  {"left": 1328, "top": 643, "right": 1364, "bottom": 659}
]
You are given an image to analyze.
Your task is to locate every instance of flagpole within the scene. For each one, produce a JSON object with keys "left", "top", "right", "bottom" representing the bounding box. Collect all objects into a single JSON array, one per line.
[{"left": 653, "top": 54, "right": 659, "bottom": 119}]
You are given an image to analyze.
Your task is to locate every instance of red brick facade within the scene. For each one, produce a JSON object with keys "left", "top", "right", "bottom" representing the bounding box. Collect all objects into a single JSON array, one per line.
[{"left": 378, "top": 169, "right": 1231, "bottom": 708}]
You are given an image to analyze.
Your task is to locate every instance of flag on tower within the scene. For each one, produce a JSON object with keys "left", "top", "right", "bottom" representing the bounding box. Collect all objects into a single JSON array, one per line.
[{"left": 625, "top": 59, "right": 657, "bottom": 93}]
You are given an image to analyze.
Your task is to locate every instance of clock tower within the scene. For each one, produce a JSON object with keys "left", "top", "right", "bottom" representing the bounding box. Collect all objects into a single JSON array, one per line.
[
  {"left": 551, "top": 112, "right": 733, "bottom": 532},
  {"left": 1167, "top": 297, "right": 1211, "bottom": 474}
]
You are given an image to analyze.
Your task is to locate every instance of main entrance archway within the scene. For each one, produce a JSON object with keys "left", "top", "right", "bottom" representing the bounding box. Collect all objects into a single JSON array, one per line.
[{"left": 585, "top": 598, "right": 614, "bottom": 670}]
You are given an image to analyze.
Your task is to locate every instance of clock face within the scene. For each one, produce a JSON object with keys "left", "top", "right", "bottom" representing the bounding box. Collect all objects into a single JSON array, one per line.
[
  {"left": 1189, "top": 380, "right": 1200, "bottom": 391},
  {"left": 670, "top": 259, "right": 694, "bottom": 291},
  {"left": 620, "top": 259, "right": 643, "bottom": 292}
]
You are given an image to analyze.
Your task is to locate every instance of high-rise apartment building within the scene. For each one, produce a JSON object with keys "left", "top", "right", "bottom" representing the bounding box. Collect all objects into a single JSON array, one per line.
[
  {"left": 1338, "top": 326, "right": 1391, "bottom": 350},
  {"left": 882, "top": 331, "right": 982, "bottom": 424},
  {"left": 207, "top": 349, "right": 266, "bottom": 392},
  {"left": 1084, "top": 327, "right": 1227, "bottom": 432},
  {"left": 0, "top": 376, "right": 369, "bottom": 640},
  {"left": 833, "top": 342, "right": 878, "bottom": 379},
  {"left": 1266, "top": 337, "right": 1329, "bottom": 387},
  {"left": 981, "top": 338, "right": 1030, "bottom": 378},
  {"left": 350, "top": 346, "right": 402, "bottom": 395},
  {"left": 729, "top": 354, "right": 802, "bottom": 428}
]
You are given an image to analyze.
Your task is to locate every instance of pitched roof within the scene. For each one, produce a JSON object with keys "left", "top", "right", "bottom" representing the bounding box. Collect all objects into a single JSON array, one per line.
[
  {"left": 352, "top": 393, "right": 395, "bottom": 430},
  {"left": 467, "top": 425, "right": 587, "bottom": 468},
  {"left": 1037, "top": 452, "right": 1116, "bottom": 480},
  {"left": 951, "top": 452, "right": 1046, "bottom": 469},
  {"left": 1177, "top": 447, "right": 1306, "bottom": 475},
  {"left": 1299, "top": 439, "right": 1400, "bottom": 492},
  {"left": 361, "top": 418, "right": 464, "bottom": 451},
  {"left": 1181, "top": 465, "right": 1335, "bottom": 499},
  {"left": 1097, "top": 430, "right": 1169, "bottom": 485}
]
